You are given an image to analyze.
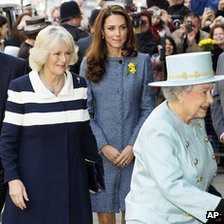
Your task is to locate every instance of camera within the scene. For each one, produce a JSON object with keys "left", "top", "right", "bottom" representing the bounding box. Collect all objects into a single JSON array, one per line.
[
  {"left": 170, "top": 14, "right": 183, "bottom": 29},
  {"left": 130, "top": 12, "right": 143, "bottom": 28},
  {"left": 185, "top": 22, "right": 195, "bottom": 32}
]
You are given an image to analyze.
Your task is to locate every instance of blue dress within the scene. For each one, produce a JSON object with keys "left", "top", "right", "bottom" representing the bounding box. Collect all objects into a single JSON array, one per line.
[
  {"left": 0, "top": 71, "right": 101, "bottom": 224},
  {"left": 80, "top": 53, "right": 155, "bottom": 212}
]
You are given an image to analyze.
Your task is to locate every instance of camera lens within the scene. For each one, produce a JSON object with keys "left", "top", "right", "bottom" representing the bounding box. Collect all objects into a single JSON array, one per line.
[{"left": 185, "top": 23, "right": 194, "bottom": 32}]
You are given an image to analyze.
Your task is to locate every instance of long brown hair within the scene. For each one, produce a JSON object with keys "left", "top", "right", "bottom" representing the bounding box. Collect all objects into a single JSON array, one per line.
[{"left": 86, "top": 5, "right": 137, "bottom": 83}]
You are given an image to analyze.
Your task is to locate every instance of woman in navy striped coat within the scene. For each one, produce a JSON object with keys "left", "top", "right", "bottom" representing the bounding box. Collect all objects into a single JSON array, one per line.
[{"left": 0, "top": 25, "right": 101, "bottom": 224}]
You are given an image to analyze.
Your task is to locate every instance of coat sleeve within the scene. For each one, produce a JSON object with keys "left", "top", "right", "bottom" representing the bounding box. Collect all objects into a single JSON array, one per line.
[
  {"left": 211, "top": 53, "right": 224, "bottom": 139},
  {"left": 80, "top": 120, "right": 102, "bottom": 162},
  {"left": 0, "top": 80, "right": 23, "bottom": 182},
  {"left": 78, "top": 76, "right": 102, "bottom": 161},
  {"left": 128, "top": 53, "right": 155, "bottom": 145},
  {"left": 79, "top": 58, "right": 108, "bottom": 150}
]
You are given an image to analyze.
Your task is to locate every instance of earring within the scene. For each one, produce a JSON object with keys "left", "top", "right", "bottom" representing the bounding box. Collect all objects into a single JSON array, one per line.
[{"left": 102, "top": 35, "right": 104, "bottom": 39}]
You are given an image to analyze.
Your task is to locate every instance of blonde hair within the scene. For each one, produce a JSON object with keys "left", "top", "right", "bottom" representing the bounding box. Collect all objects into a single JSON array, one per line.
[{"left": 29, "top": 25, "right": 78, "bottom": 71}]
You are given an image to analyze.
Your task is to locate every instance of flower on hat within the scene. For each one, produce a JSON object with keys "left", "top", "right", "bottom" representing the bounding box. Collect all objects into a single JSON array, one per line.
[
  {"left": 198, "top": 38, "right": 217, "bottom": 51},
  {"left": 127, "top": 62, "right": 137, "bottom": 75}
]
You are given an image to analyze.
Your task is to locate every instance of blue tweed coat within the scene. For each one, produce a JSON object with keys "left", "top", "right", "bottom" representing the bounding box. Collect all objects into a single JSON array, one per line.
[{"left": 80, "top": 53, "right": 155, "bottom": 212}]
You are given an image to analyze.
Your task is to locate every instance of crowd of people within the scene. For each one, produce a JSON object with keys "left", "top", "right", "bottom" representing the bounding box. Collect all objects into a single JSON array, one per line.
[{"left": 1, "top": 0, "right": 224, "bottom": 224}]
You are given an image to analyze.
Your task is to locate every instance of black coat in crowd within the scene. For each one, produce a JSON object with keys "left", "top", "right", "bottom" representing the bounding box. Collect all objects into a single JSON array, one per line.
[{"left": 0, "top": 52, "right": 28, "bottom": 213}]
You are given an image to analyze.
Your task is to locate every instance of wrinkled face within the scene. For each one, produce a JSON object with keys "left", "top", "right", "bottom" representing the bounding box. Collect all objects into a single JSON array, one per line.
[
  {"left": 213, "top": 27, "right": 224, "bottom": 47},
  {"left": 44, "top": 42, "right": 72, "bottom": 77},
  {"left": 0, "top": 23, "right": 8, "bottom": 39},
  {"left": 181, "top": 83, "right": 213, "bottom": 122},
  {"left": 165, "top": 39, "right": 174, "bottom": 55},
  {"left": 102, "top": 14, "right": 128, "bottom": 55}
]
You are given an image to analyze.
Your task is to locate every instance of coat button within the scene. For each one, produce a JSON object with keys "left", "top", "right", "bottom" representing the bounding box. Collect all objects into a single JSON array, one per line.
[
  {"left": 193, "top": 158, "right": 199, "bottom": 165},
  {"left": 197, "top": 176, "right": 203, "bottom": 182},
  {"left": 185, "top": 140, "right": 190, "bottom": 149},
  {"left": 212, "top": 154, "right": 216, "bottom": 160},
  {"left": 205, "top": 136, "right": 209, "bottom": 143}
]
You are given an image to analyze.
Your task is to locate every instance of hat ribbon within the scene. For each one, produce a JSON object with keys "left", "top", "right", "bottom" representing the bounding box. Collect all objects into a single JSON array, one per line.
[{"left": 169, "top": 71, "right": 214, "bottom": 80}]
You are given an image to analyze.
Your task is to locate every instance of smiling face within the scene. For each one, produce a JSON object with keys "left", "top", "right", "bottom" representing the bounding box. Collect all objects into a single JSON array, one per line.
[
  {"left": 165, "top": 38, "right": 174, "bottom": 55},
  {"left": 212, "top": 27, "right": 224, "bottom": 48},
  {"left": 180, "top": 83, "right": 214, "bottom": 122},
  {"left": 102, "top": 14, "right": 128, "bottom": 57},
  {"left": 43, "top": 42, "right": 72, "bottom": 77}
]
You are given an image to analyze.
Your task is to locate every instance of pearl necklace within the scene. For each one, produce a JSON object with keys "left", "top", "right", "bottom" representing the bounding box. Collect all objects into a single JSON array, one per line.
[{"left": 39, "top": 73, "right": 64, "bottom": 94}]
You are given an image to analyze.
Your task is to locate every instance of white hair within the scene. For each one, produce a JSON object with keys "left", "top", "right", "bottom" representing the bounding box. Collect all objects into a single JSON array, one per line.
[
  {"left": 29, "top": 25, "right": 78, "bottom": 72},
  {"left": 162, "top": 85, "right": 193, "bottom": 101}
]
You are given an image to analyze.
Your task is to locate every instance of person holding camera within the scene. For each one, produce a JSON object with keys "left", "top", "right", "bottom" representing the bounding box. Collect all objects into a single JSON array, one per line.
[
  {"left": 201, "top": 7, "right": 216, "bottom": 33},
  {"left": 133, "top": 10, "right": 159, "bottom": 56},
  {"left": 151, "top": 36, "right": 177, "bottom": 106},
  {"left": 171, "top": 12, "right": 210, "bottom": 53},
  {"left": 148, "top": 6, "right": 173, "bottom": 41},
  {"left": 167, "top": 0, "right": 190, "bottom": 30}
]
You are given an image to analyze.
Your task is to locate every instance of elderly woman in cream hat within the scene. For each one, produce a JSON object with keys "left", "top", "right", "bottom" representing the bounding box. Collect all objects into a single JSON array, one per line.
[{"left": 125, "top": 52, "right": 224, "bottom": 224}]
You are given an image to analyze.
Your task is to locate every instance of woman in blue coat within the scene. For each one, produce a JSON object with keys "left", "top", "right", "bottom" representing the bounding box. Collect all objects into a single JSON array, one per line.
[
  {"left": 0, "top": 25, "right": 102, "bottom": 224},
  {"left": 125, "top": 52, "right": 224, "bottom": 224},
  {"left": 80, "top": 5, "right": 155, "bottom": 224}
]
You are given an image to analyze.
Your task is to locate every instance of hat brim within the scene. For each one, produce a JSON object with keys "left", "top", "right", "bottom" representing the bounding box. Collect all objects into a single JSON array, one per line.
[
  {"left": 148, "top": 75, "right": 224, "bottom": 87},
  {"left": 24, "top": 24, "right": 48, "bottom": 35},
  {"left": 60, "top": 14, "right": 81, "bottom": 22}
]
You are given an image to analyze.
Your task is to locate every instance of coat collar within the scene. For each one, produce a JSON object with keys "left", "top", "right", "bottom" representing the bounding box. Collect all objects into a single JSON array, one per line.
[{"left": 29, "top": 70, "right": 74, "bottom": 99}]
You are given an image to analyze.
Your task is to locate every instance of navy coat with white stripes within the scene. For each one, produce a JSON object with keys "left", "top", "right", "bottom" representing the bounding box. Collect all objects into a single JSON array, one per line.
[{"left": 0, "top": 70, "right": 101, "bottom": 224}]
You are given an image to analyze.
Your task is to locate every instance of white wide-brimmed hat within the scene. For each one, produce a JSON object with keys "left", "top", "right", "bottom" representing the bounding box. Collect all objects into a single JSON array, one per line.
[{"left": 149, "top": 52, "right": 224, "bottom": 87}]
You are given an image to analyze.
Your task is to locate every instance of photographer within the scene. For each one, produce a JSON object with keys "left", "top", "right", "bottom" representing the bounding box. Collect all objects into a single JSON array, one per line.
[
  {"left": 151, "top": 35, "right": 177, "bottom": 106},
  {"left": 167, "top": 0, "right": 190, "bottom": 30},
  {"left": 201, "top": 7, "right": 216, "bottom": 33},
  {"left": 171, "top": 12, "right": 210, "bottom": 53},
  {"left": 131, "top": 10, "right": 158, "bottom": 56},
  {"left": 148, "top": 6, "right": 173, "bottom": 41}
]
